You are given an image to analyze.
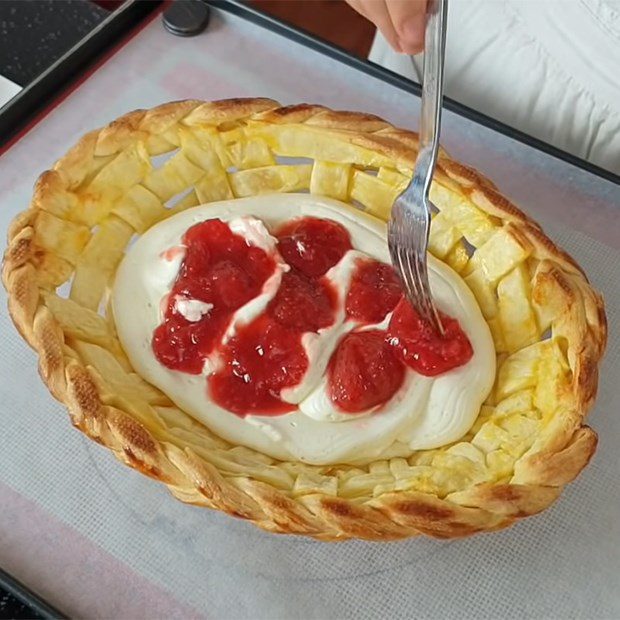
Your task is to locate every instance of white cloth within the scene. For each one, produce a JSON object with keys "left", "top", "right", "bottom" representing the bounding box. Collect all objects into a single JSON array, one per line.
[{"left": 369, "top": 0, "right": 620, "bottom": 175}]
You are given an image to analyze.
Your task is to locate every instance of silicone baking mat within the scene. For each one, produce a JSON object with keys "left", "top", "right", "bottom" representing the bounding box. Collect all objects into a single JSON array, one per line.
[{"left": 1, "top": 5, "right": 619, "bottom": 618}]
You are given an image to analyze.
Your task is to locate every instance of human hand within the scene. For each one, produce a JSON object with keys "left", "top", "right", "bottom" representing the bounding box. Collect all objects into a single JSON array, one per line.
[{"left": 345, "top": 0, "right": 428, "bottom": 54}]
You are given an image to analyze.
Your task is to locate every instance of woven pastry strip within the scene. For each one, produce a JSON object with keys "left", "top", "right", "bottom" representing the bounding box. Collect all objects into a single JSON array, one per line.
[{"left": 3, "top": 99, "right": 606, "bottom": 540}]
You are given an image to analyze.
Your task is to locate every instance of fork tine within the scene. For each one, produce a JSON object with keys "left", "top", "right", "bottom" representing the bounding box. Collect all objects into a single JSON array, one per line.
[
  {"left": 402, "top": 247, "right": 432, "bottom": 327},
  {"left": 409, "top": 229, "right": 444, "bottom": 334},
  {"left": 402, "top": 246, "right": 422, "bottom": 304},
  {"left": 415, "top": 256, "right": 444, "bottom": 334},
  {"left": 396, "top": 220, "right": 422, "bottom": 289},
  {"left": 408, "top": 250, "right": 431, "bottom": 321},
  {"left": 412, "top": 256, "right": 435, "bottom": 320},
  {"left": 398, "top": 251, "right": 419, "bottom": 305}
]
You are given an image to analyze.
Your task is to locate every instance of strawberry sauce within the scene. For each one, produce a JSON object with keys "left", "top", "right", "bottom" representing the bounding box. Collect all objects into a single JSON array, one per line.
[
  {"left": 328, "top": 330, "right": 405, "bottom": 412},
  {"left": 152, "top": 215, "right": 473, "bottom": 416},
  {"left": 387, "top": 298, "right": 473, "bottom": 377},
  {"left": 152, "top": 219, "right": 275, "bottom": 374},
  {"left": 345, "top": 259, "right": 402, "bottom": 324}
]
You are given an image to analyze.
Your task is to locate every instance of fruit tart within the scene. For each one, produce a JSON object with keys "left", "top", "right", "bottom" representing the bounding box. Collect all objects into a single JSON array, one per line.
[{"left": 3, "top": 99, "right": 607, "bottom": 540}]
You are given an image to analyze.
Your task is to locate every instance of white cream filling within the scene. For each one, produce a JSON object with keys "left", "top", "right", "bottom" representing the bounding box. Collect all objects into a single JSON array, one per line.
[
  {"left": 228, "top": 215, "right": 278, "bottom": 253},
  {"left": 173, "top": 297, "right": 214, "bottom": 322},
  {"left": 113, "top": 194, "right": 496, "bottom": 465}
]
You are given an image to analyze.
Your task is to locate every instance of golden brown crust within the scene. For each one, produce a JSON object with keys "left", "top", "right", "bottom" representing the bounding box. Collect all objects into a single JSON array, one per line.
[{"left": 2, "top": 98, "right": 606, "bottom": 540}]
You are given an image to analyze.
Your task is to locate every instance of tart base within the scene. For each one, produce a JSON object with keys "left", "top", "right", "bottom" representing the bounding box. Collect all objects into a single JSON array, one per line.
[{"left": 2, "top": 98, "right": 606, "bottom": 540}]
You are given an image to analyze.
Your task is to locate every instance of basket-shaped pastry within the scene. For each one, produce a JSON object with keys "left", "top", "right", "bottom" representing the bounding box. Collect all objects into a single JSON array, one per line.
[{"left": 3, "top": 98, "right": 606, "bottom": 540}]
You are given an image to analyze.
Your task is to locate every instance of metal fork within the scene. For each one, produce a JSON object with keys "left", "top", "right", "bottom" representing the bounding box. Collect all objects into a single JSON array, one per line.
[{"left": 388, "top": 0, "right": 448, "bottom": 335}]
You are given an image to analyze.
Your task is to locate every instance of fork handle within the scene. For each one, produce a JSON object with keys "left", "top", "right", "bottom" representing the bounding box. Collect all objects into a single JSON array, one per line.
[{"left": 416, "top": 0, "right": 448, "bottom": 197}]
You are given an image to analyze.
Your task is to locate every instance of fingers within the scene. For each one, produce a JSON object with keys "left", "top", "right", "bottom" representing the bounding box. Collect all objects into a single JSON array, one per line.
[
  {"left": 386, "top": 0, "right": 427, "bottom": 54},
  {"left": 347, "top": 0, "right": 403, "bottom": 53},
  {"left": 346, "top": 0, "right": 428, "bottom": 54}
]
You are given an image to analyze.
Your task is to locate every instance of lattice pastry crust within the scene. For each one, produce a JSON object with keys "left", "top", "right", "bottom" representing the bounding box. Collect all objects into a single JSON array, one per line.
[{"left": 3, "top": 99, "right": 607, "bottom": 540}]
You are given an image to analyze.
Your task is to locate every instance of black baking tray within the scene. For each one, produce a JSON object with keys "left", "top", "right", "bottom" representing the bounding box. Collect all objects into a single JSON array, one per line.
[
  {"left": 0, "top": 568, "right": 66, "bottom": 620},
  {"left": 0, "top": 0, "right": 161, "bottom": 151},
  {"left": 0, "top": 0, "right": 617, "bottom": 615}
]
